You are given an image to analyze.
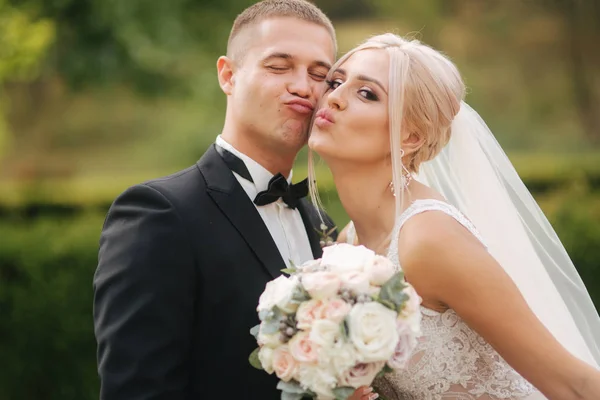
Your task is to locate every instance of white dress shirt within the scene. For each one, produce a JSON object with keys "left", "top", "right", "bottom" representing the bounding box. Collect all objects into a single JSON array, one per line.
[{"left": 215, "top": 136, "right": 314, "bottom": 267}]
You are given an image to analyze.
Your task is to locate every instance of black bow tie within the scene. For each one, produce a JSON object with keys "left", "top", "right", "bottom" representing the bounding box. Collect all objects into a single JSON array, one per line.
[
  {"left": 216, "top": 144, "right": 308, "bottom": 209},
  {"left": 254, "top": 174, "right": 308, "bottom": 209}
]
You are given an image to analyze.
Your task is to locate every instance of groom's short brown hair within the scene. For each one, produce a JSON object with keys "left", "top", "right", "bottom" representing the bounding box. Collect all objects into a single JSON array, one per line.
[{"left": 227, "top": 0, "right": 337, "bottom": 61}]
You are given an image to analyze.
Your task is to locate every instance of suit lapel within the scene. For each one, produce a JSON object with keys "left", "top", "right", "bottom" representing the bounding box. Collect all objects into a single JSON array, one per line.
[
  {"left": 197, "top": 145, "right": 286, "bottom": 279},
  {"left": 297, "top": 199, "right": 324, "bottom": 259}
]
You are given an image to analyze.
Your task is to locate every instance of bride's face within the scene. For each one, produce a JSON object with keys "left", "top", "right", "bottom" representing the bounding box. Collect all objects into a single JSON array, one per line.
[{"left": 308, "top": 49, "right": 390, "bottom": 165}]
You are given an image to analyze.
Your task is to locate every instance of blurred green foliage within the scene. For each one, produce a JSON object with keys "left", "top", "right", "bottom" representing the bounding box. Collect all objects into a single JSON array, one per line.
[
  {"left": 0, "top": 214, "right": 103, "bottom": 400},
  {"left": 0, "top": 0, "right": 55, "bottom": 159}
]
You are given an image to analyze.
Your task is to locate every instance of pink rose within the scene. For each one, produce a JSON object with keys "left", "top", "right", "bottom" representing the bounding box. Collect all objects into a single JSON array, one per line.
[
  {"left": 296, "top": 299, "right": 326, "bottom": 330},
  {"left": 302, "top": 271, "right": 341, "bottom": 300},
  {"left": 399, "top": 284, "right": 422, "bottom": 334},
  {"left": 388, "top": 324, "right": 418, "bottom": 369},
  {"left": 272, "top": 345, "right": 297, "bottom": 382},
  {"left": 340, "top": 361, "right": 385, "bottom": 388},
  {"left": 288, "top": 331, "right": 319, "bottom": 363},
  {"left": 340, "top": 271, "right": 370, "bottom": 294},
  {"left": 322, "top": 298, "right": 352, "bottom": 324},
  {"left": 365, "top": 255, "right": 396, "bottom": 286}
]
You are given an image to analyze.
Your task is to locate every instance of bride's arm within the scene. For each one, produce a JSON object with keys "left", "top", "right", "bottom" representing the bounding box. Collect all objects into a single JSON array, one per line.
[{"left": 398, "top": 211, "right": 600, "bottom": 400}]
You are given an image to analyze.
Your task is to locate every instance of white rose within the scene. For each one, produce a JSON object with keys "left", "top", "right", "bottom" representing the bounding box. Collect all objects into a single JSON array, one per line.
[
  {"left": 321, "top": 244, "right": 375, "bottom": 273},
  {"left": 340, "top": 271, "right": 370, "bottom": 294},
  {"left": 309, "top": 319, "right": 341, "bottom": 347},
  {"left": 257, "top": 275, "right": 299, "bottom": 314},
  {"left": 301, "top": 271, "right": 341, "bottom": 300},
  {"left": 296, "top": 363, "right": 337, "bottom": 400},
  {"left": 339, "top": 361, "right": 385, "bottom": 389},
  {"left": 388, "top": 323, "right": 418, "bottom": 370},
  {"left": 325, "top": 341, "right": 361, "bottom": 374},
  {"left": 348, "top": 302, "right": 399, "bottom": 362},
  {"left": 367, "top": 285, "right": 381, "bottom": 297},
  {"left": 258, "top": 346, "right": 275, "bottom": 374},
  {"left": 257, "top": 324, "right": 282, "bottom": 349},
  {"left": 365, "top": 255, "right": 396, "bottom": 286},
  {"left": 399, "top": 284, "right": 422, "bottom": 335}
]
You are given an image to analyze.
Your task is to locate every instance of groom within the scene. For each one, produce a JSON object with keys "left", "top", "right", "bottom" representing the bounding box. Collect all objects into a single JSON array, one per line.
[{"left": 93, "top": 1, "right": 338, "bottom": 399}]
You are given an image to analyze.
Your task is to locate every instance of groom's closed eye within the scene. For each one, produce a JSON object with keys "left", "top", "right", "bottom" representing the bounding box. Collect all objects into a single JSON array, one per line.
[{"left": 309, "top": 62, "right": 331, "bottom": 82}]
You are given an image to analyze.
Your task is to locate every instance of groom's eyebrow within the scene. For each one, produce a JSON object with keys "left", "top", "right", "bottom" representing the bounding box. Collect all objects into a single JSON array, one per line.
[
  {"left": 334, "top": 68, "right": 387, "bottom": 94},
  {"left": 262, "top": 52, "right": 331, "bottom": 70}
]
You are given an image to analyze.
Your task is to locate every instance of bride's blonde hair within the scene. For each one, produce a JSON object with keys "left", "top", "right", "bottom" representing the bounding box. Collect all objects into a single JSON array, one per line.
[{"left": 308, "top": 33, "right": 465, "bottom": 219}]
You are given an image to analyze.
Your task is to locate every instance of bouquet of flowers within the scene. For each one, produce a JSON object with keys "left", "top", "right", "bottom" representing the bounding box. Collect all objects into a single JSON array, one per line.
[{"left": 249, "top": 243, "right": 422, "bottom": 400}]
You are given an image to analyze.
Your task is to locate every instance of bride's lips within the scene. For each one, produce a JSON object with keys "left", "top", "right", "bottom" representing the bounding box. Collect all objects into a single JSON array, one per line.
[
  {"left": 285, "top": 99, "right": 314, "bottom": 115},
  {"left": 314, "top": 108, "right": 335, "bottom": 128}
]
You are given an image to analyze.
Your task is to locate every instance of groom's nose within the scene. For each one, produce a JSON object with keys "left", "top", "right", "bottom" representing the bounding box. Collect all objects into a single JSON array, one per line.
[{"left": 287, "top": 71, "right": 312, "bottom": 99}]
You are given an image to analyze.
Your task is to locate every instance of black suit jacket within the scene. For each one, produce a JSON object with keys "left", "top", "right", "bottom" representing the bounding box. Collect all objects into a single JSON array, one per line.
[{"left": 93, "top": 145, "right": 337, "bottom": 400}]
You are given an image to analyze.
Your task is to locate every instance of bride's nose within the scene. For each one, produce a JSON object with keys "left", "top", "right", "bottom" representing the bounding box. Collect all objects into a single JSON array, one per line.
[{"left": 326, "top": 86, "right": 347, "bottom": 110}]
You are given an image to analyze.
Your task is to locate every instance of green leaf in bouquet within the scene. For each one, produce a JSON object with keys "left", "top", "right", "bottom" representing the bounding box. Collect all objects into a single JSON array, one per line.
[
  {"left": 281, "top": 260, "right": 300, "bottom": 275},
  {"left": 277, "top": 380, "right": 313, "bottom": 399},
  {"left": 277, "top": 380, "right": 306, "bottom": 394},
  {"left": 250, "top": 324, "right": 260, "bottom": 339},
  {"left": 375, "top": 363, "right": 394, "bottom": 378},
  {"left": 281, "top": 393, "right": 304, "bottom": 400},
  {"left": 333, "top": 387, "right": 356, "bottom": 400},
  {"left": 249, "top": 347, "right": 263, "bottom": 370},
  {"left": 291, "top": 284, "right": 311, "bottom": 303},
  {"left": 259, "top": 309, "right": 270, "bottom": 322},
  {"left": 340, "top": 319, "right": 349, "bottom": 340},
  {"left": 281, "top": 268, "right": 297, "bottom": 275},
  {"left": 261, "top": 306, "right": 285, "bottom": 334},
  {"left": 379, "top": 272, "right": 408, "bottom": 312}
]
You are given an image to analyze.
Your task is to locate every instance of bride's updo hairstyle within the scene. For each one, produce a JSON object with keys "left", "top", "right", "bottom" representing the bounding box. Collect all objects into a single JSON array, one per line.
[{"left": 308, "top": 33, "right": 466, "bottom": 217}]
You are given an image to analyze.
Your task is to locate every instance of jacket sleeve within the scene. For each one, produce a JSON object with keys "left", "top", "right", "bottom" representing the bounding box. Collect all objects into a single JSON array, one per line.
[{"left": 93, "top": 183, "right": 196, "bottom": 400}]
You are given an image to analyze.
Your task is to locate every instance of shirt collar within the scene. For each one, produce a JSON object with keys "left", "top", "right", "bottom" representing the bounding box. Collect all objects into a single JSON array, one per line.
[{"left": 216, "top": 135, "right": 293, "bottom": 193}]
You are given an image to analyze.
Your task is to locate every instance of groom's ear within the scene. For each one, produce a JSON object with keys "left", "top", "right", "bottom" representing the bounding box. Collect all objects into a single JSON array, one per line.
[{"left": 217, "top": 56, "right": 236, "bottom": 95}]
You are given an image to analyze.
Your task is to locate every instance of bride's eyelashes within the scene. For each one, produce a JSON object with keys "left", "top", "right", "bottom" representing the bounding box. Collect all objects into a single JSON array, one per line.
[
  {"left": 359, "top": 87, "right": 378, "bottom": 101},
  {"left": 325, "top": 78, "right": 342, "bottom": 91},
  {"left": 325, "top": 78, "right": 379, "bottom": 101}
]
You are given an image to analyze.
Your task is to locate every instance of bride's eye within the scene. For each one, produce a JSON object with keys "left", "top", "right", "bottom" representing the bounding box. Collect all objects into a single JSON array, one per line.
[
  {"left": 359, "top": 88, "right": 379, "bottom": 101},
  {"left": 326, "top": 79, "right": 343, "bottom": 91}
]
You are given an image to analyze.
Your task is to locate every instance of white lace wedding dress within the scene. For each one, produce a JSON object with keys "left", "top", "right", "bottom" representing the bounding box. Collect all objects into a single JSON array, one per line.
[{"left": 346, "top": 199, "right": 546, "bottom": 400}]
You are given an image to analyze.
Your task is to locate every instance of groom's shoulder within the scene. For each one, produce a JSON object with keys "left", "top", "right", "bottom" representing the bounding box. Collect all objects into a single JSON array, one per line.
[
  {"left": 139, "top": 145, "right": 216, "bottom": 197},
  {"left": 142, "top": 164, "right": 203, "bottom": 193},
  {"left": 110, "top": 162, "right": 206, "bottom": 213}
]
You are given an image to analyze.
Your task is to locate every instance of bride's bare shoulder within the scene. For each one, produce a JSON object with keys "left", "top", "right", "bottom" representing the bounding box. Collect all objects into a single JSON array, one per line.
[{"left": 396, "top": 208, "right": 487, "bottom": 298}]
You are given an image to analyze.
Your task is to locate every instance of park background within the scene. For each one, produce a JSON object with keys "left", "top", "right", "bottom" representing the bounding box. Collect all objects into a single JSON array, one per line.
[{"left": 0, "top": 0, "right": 599, "bottom": 398}]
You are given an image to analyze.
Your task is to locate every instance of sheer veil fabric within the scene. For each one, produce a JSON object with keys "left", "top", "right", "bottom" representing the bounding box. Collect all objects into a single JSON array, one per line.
[{"left": 416, "top": 102, "right": 600, "bottom": 368}]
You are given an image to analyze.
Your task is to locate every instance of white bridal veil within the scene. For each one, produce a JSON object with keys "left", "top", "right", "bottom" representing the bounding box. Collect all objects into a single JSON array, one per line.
[{"left": 417, "top": 102, "right": 600, "bottom": 367}]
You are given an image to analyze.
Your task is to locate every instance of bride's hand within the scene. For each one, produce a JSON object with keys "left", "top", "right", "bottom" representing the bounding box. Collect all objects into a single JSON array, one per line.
[{"left": 348, "top": 386, "right": 379, "bottom": 400}]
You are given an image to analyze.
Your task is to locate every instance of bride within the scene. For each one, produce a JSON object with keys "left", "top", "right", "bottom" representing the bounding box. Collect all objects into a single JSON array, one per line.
[{"left": 307, "top": 33, "right": 600, "bottom": 400}]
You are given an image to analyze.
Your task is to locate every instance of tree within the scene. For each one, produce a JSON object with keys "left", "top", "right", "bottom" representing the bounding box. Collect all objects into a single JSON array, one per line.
[
  {"left": 0, "top": 0, "right": 55, "bottom": 159},
  {"left": 547, "top": 0, "right": 600, "bottom": 143}
]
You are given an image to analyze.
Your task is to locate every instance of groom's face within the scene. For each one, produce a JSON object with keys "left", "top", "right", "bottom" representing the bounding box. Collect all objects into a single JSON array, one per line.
[{"left": 227, "top": 17, "right": 335, "bottom": 155}]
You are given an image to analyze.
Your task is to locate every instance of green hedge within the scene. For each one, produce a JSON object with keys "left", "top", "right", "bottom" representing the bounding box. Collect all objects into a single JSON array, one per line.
[
  {"left": 0, "top": 190, "right": 598, "bottom": 400},
  {"left": 0, "top": 214, "right": 103, "bottom": 400}
]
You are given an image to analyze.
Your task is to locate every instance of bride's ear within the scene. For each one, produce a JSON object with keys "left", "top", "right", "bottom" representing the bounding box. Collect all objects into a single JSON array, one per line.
[{"left": 402, "top": 131, "right": 425, "bottom": 156}]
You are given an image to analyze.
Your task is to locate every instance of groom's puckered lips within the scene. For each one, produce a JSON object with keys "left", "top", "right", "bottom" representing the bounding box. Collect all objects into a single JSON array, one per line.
[
  {"left": 285, "top": 98, "right": 315, "bottom": 115},
  {"left": 314, "top": 108, "right": 335, "bottom": 128}
]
